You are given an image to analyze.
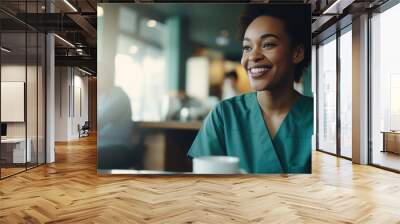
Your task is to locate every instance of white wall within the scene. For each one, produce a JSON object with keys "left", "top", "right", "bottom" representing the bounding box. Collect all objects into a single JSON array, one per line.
[
  {"left": 77, "top": 72, "right": 89, "bottom": 136},
  {"left": 1, "top": 65, "right": 39, "bottom": 137},
  {"left": 55, "top": 67, "right": 69, "bottom": 141},
  {"left": 55, "top": 67, "right": 89, "bottom": 141},
  {"left": 1, "top": 66, "right": 26, "bottom": 139}
]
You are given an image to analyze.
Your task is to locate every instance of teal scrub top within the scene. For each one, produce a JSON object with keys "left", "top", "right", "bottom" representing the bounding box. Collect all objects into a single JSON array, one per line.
[{"left": 188, "top": 92, "right": 313, "bottom": 174}]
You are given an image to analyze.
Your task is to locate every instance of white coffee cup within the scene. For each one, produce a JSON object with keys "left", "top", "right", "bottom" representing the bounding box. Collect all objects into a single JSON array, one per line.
[{"left": 193, "top": 156, "right": 240, "bottom": 174}]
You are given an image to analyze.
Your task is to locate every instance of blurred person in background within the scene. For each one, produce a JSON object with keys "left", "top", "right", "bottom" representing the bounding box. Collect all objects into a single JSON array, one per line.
[
  {"left": 97, "top": 6, "right": 143, "bottom": 170},
  {"left": 221, "top": 70, "right": 240, "bottom": 100}
]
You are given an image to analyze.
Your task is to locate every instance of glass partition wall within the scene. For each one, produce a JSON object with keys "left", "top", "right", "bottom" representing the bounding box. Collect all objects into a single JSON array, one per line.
[
  {"left": 0, "top": 31, "right": 27, "bottom": 177},
  {"left": 316, "top": 25, "right": 353, "bottom": 159},
  {"left": 0, "top": 2, "right": 46, "bottom": 179},
  {"left": 370, "top": 2, "right": 400, "bottom": 171},
  {"left": 317, "top": 0, "right": 400, "bottom": 172}
]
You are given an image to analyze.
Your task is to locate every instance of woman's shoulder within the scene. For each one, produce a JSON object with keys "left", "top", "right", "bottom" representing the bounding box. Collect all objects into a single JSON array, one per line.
[
  {"left": 299, "top": 95, "right": 314, "bottom": 110},
  {"left": 206, "top": 93, "right": 255, "bottom": 131},
  {"left": 217, "top": 92, "right": 256, "bottom": 111},
  {"left": 207, "top": 93, "right": 256, "bottom": 122},
  {"left": 291, "top": 94, "right": 314, "bottom": 126},
  {"left": 292, "top": 94, "right": 313, "bottom": 112}
]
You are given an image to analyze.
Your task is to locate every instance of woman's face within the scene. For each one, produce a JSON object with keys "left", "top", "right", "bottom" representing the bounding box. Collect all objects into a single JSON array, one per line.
[{"left": 241, "top": 16, "right": 303, "bottom": 92}]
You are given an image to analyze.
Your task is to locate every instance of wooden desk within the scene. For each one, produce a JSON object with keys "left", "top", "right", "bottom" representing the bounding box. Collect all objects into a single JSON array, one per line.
[
  {"left": 137, "top": 121, "right": 202, "bottom": 172},
  {"left": 382, "top": 131, "right": 400, "bottom": 154}
]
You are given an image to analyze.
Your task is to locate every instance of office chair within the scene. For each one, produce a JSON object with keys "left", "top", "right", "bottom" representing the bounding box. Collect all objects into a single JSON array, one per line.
[{"left": 79, "top": 121, "right": 90, "bottom": 138}]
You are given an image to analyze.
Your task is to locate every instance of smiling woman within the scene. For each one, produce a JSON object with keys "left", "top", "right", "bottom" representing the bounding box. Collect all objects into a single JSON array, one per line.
[{"left": 188, "top": 5, "right": 312, "bottom": 174}]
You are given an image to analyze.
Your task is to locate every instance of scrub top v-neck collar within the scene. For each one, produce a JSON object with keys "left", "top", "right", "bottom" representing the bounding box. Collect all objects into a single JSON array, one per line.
[{"left": 252, "top": 92, "right": 303, "bottom": 173}]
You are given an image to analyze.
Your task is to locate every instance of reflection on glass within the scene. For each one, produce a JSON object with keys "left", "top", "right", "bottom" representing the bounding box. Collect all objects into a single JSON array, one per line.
[
  {"left": 318, "top": 37, "right": 337, "bottom": 154},
  {"left": 371, "top": 3, "right": 400, "bottom": 171},
  {"left": 340, "top": 30, "right": 352, "bottom": 158}
]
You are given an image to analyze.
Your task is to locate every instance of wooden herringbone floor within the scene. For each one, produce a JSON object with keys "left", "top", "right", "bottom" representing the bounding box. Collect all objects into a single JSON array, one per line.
[{"left": 1, "top": 135, "right": 400, "bottom": 224}]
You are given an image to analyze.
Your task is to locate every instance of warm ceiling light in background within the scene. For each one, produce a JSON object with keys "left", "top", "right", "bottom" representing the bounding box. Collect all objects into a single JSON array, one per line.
[
  {"left": 63, "top": 0, "right": 78, "bottom": 12},
  {"left": 54, "top": 34, "right": 75, "bottom": 48},
  {"left": 147, "top": 19, "right": 157, "bottom": 28},
  {"left": 1, "top": 47, "right": 11, "bottom": 53},
  {"left": 97, "top": 6, "right": 104, "bottom": 17}
]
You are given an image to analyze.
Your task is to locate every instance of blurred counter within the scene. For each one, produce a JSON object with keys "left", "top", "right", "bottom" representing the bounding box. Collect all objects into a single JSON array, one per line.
[
  {"left": 136, "top": 121, "right": 202, "bottom": 172},
  {"left": 137, "top": 121, "right": 202, "bottom": 130}
]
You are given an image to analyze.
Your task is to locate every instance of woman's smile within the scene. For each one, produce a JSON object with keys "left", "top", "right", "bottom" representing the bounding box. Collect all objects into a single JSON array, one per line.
[{"left": 247, "top": 65, "right": 272, "bottom": 79}]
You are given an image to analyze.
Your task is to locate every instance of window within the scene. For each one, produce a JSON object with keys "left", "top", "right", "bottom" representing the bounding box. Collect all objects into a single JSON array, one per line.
[
  {"left": 114, "top": 11, "right": 167, "bottom": 121},
  {"left": 317, "top": 36, "right": 337, "bottom": 154},
  {"left": 339, "top": 28, "right": 352, "bottom": 158},
  {"left": 370, "top": 2, "right": 400, "bottom": 171}
]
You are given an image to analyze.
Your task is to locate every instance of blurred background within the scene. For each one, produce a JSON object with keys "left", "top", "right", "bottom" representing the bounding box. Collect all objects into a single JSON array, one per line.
[{"left": 97, "top": 4, "right": 312, "bottom": 172}]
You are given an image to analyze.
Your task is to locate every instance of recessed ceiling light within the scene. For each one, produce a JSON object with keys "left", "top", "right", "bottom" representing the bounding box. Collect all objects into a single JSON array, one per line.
[
  {"left": 54, "top": 34, "right": 75, "bottom": 48},
  {"left": 322, "top": 0, "right": 352, "bottom": 15},
  {"left": 147, "top": 20, "right": 157, "bottom": 28},
  {"left": 78, "top": 67, "right": 92, "bottom": 76},
  {"left": 63, "top": 0, "right": 78, "bottom": 12}
]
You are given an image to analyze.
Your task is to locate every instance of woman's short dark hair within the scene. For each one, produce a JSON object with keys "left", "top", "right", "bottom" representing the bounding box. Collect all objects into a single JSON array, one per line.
[{"left": 238, "top": 4, "right": 311, "bottom": 82}]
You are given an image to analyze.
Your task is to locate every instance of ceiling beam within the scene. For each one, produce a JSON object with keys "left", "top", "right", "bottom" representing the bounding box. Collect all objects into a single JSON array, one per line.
[
  {"left": 11, "top": 13, "right": 82, "bottom": 32},
  {"left": 67, "top": 13, "right": 97, "bottom": 39},
  {"left": 55, "top": 55, "right": 96, "bottom": 69}
]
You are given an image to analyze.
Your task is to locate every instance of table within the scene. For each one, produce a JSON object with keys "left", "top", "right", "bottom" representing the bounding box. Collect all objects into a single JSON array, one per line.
[
  {"left": 1, "top": 138, "right": 32, "bottom": 163},
  {"left": 381, "top": 131, "right": 400, "bottom": 154},
  {"left": 137, "top": 121, "right": 202, "bottom": 172}
]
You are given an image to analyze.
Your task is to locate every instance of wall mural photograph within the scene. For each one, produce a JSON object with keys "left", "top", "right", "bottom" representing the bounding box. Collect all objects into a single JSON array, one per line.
[{"left": 97, "top": 3, "right": 313, "bottom": 174}]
